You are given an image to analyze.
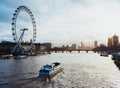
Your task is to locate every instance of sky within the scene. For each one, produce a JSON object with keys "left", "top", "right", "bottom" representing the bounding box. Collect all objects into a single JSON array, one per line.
[{"left": 1, "top": 0, "right": 120, "bottom": 46}]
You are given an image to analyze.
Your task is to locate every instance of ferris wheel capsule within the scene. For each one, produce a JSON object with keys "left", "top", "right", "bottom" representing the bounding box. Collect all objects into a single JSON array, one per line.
[{"left": 11, "top": 6, "right": 37, "bottom": 43}]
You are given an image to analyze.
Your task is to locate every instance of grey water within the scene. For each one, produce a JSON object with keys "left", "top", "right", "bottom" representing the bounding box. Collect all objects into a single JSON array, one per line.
[{"left": 0, "top": 51, "right": 120, "bottom": 88}]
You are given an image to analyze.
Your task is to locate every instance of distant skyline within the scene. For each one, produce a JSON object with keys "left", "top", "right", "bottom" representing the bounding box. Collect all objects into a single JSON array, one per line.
[{"left": 1, "top": 0, "right": 120, "bottom": 46}]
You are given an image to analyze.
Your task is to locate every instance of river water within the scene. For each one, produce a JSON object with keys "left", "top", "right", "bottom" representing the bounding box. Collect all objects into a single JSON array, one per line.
[{"left": 0, "top": 51, "right": 120, "bottom": 88}]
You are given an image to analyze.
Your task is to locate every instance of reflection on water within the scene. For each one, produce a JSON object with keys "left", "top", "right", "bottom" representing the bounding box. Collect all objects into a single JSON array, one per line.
[{"left": 0, "top": 51, "right": 120, "bottom": 88}]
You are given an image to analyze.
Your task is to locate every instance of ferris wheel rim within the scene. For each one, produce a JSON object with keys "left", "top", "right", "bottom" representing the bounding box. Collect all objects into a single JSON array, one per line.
[{"left": 11, "top": 6, "right": 36, "bottom": 43}]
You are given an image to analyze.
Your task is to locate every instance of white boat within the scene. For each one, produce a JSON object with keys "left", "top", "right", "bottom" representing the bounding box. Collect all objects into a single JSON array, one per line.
[
  {"left": 39, "top": 62, "right": 63, "bottom": 80},
  {"left": 100, "top": 52, "right": 108, "bottom": 57},
  {"left": 14, "top": 55, "right": 27, "bottom": 59},
  {"left": 0, "top": 54, "right": 13, "bottom": 59}
]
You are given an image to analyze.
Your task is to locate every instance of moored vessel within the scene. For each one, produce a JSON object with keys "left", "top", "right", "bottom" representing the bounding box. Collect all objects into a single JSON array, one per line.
[
  {"left": 111, "top": 52, "right": 120, "bottom": 60},
  {"left": 14, "top": 55, "right": 27, "bottom": 59},
  {"left": 100, "top": 52, "right": 108, "bottom": 57}
]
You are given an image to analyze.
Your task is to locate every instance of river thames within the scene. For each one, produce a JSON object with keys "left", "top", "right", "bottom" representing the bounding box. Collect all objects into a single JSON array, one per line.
[{"left": 0, "top": 51, "right": 120, "bottom": 88}]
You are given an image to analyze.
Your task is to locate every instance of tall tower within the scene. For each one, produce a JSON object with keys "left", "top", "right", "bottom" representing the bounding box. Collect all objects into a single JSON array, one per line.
[
  {"left": 81, "top": 42, "right": 84, "bottom": 49},
  {"left": 71, "top": 44, "right": 77, "bottom": 50},
  {"left": 108, "top": 37, "right": 112, "bottom": 47},
  {"left": 94, "top": 41, "right": 98, "bottom": 48},
  {"left": 112, "top": 34, "right": 119, "bottom": 46}
]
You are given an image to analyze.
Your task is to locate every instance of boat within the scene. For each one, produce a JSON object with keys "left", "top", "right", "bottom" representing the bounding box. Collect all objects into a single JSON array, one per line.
[
  {"left": 111, "top": 52, "right": 120, "bottom": 69},
  {"left": 0, "top": 55, "right": 10, "bottom": 59},
  {"left": 0, "top": 54, "right": 13, "bottom": 59},
  {"left": 111, "top": 52, "right": 120, "bottom": 60},
  {"left": 14, "top": 55, "right": 27, "bottom": 59},
  {"left": 39, "top": 62, "right": 63, "bottom": 80},
  {"left": 100, "top": 52, "right": 108, "bottom": 57}
]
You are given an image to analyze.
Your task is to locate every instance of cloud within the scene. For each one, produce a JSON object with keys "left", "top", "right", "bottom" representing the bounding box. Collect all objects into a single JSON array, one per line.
[
  {"left": 1, "top": 0, "right": 120, "bottom": 46},
  {"left": 0, "top": 21, "right": 13, "bottom": 41}
]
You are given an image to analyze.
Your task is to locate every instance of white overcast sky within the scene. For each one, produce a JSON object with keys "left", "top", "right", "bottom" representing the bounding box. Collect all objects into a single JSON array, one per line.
[{"left": 0, "top": 0, "right": 120, "bottom": 46}]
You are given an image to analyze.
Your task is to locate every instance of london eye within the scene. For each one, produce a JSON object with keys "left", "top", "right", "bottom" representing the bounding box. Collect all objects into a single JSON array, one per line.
[
  {"left": 11, "top": 6, "right": 37, "bottom": 55},
  {"left": 12, "top": 5, "right": 36, "bottom": 43}
]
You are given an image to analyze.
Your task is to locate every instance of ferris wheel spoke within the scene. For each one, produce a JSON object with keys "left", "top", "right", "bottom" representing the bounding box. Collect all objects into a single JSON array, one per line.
[{"left": 11, "top": 6, "right": 37, "bottom": 43}]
